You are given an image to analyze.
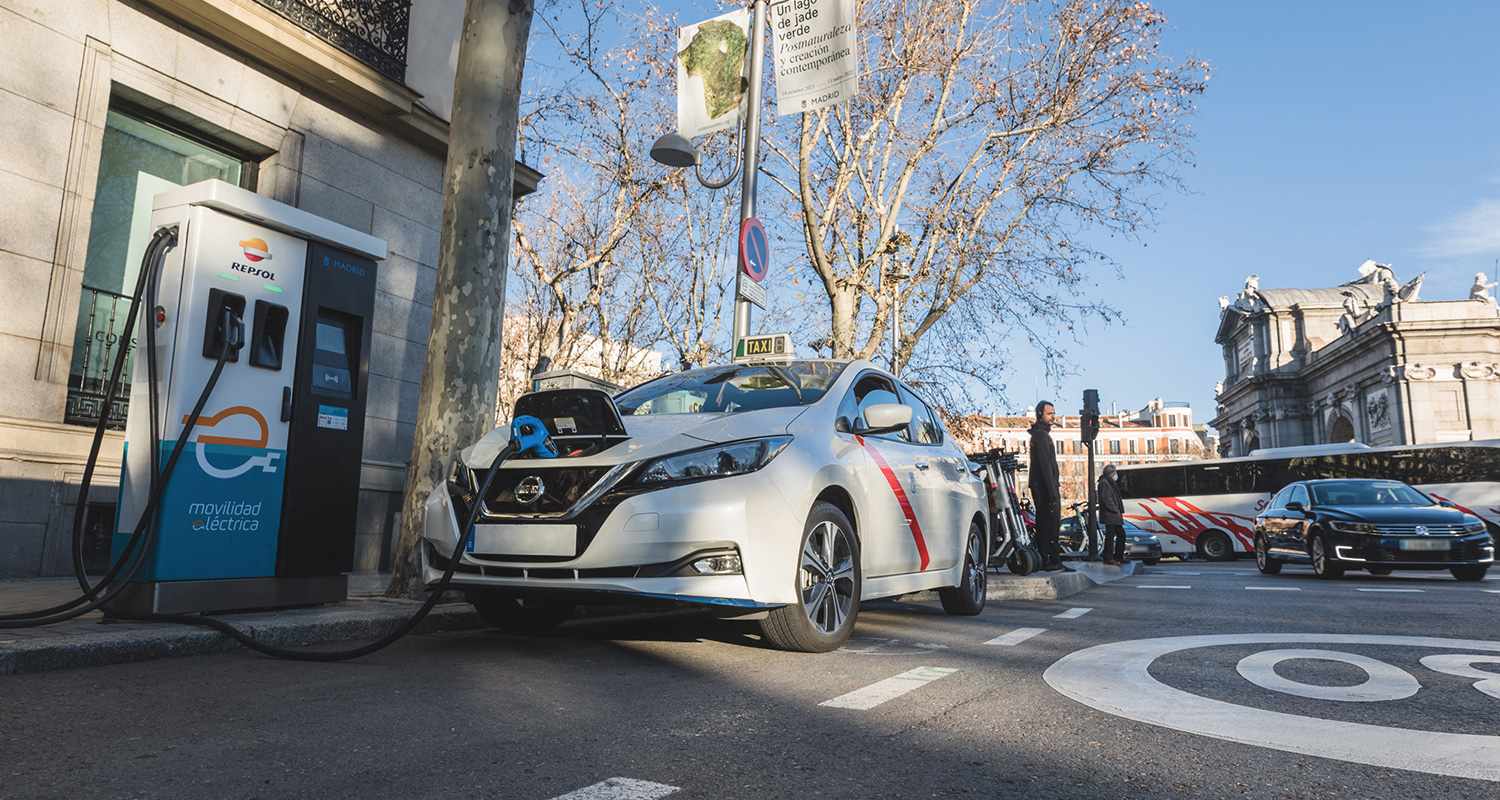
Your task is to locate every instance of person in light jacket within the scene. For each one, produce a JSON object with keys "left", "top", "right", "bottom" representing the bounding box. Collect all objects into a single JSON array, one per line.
[{"left": 1097, "top": 464, "right": 1127, "bottom": 565}]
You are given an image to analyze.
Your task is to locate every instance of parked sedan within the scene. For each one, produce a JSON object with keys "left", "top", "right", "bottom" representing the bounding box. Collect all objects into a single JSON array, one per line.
[
  {"left": 424, "top": 359, "right": 990, "bottom": 652},
  {"left": 1254, "top": 479, "right": 1494, "bottom": 581},
  {"left": 1058, "top": 517, "right": 1161, "bottom": 564}
]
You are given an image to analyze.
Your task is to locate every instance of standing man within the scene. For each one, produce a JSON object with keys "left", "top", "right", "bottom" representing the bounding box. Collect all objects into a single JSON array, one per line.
[
  {"left": 1098, "top": 464, "right": 1127, "bottom": 565},
  {"left": 1028, "top": 401, "right": 1063, "bottom": 571}
]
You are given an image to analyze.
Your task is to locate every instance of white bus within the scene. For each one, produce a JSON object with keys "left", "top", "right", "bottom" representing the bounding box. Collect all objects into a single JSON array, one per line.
[{"left": 1114, "top": 440, "right": 1500, "bottom": 561}]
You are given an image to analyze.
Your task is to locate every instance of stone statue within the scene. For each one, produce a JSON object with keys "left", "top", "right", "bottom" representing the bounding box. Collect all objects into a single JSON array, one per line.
[
  {"left": 1337, "top": 291, "right": 1359, "bottom": 335},
  {"left": 1218, "top": 295, "right": 1230, "bottom": 313},
  {"left": 1396, "top": 272, "right": 1425, "bottom": 303},
  {"left": 1356, "top": 259, "right": 1395, "bottom": 286},
  {"left": 1472, "top": 272, "right": 1499, "bottom": 311},
  {"left": 1214, "top": 381, "right": 1224, "bottom": 397},
  {"left": 1231, "top": 274, "right": 1263, "bottom": 312}
]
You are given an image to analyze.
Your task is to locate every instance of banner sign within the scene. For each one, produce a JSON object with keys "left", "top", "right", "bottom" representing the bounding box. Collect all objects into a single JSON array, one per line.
[
  {"left": 772, "top": 0, "right": 858, "bottom": 116},
  {"left": 676, "top": 9, "right": 751, "bottom": 139}
]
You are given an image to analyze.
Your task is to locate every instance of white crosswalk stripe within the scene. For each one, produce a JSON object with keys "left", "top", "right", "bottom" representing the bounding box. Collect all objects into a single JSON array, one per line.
[
  {"left": 1357, "top": 588, "right": 1425, "bottom": 593},
  {"left": 547, "top": 778, "right": 680, "bottom": 800},
  {"left": 1136, "top": 585, "right": 1191, "bottom": 590},
  {"left": 986, "top": 627, "right": 1048, "bottom": 646},
  {"left": 1054, "top": 607, "right": 1092, "bottom": 619},
  {"left": 1245, "top": 586, "right": 1300, "bottom": 591},
  {"left": 819, "top": 666, "right": 958, "bottom": 710}
]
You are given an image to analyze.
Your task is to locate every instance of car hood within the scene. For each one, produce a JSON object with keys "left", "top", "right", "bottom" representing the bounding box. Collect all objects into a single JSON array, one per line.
[
  {"left": 1319, "top": 506, "right": 1472, "bottom": 525},
  {"left": 461, "top": 406, "right": 809, "bottom": 469}
]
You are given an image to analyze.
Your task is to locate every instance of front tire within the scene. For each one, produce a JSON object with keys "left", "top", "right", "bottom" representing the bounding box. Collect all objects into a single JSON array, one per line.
[
  {"left": 760, "top": 502, "right": 861, "bottom": 652},
  {"left": 1255, "top": 536, "right": 1282, "bottom": 575},
  {"left": 1310, "top": 535, "right": 1344, "bottom": 579},
  {"left": 469, "top": 592, "right": 575, "bottom": 634},
  {"left": 940, "top": 521, "right": 987, "bottom": 615},
  {"left": 1451, "top": 565, "right": 1489, "bottom": 582},
  {"left": 1007, "top": 545, "right": 1040, "bottom": 576}
]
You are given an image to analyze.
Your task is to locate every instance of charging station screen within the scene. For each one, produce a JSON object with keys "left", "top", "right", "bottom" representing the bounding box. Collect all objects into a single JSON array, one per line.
[
  {"left": 315, "top": 321, "right": 346, "bottom": 354},
  {"left": 310, "top": 312, "right": 354, "bottom": 399}
]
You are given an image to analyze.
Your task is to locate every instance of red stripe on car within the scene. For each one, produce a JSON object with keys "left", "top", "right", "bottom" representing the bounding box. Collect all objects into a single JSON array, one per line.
[{"left": 855, "top": 435, "right": 931, "bottom": 570}]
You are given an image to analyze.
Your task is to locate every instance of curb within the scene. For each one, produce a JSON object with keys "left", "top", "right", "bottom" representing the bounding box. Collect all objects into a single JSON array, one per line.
[
  {"left": 0, "top": 601, "right": 483, "bottom": 676},
  {"left": 903, "top": 560, "right": 1137, "bottom": 603}
]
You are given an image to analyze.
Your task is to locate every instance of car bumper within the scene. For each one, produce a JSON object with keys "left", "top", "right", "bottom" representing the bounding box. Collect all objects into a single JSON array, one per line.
[
  {"left": 1326, "top": 533, "right": 1494, "bottom": 567},
  {"left": 421, "top": 471, "right": 803, "bottom": 607}
]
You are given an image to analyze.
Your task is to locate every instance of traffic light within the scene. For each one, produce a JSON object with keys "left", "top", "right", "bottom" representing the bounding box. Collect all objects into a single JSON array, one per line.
[{"left": 1081, "top": 388, "right": 1100, "bottom": 442}]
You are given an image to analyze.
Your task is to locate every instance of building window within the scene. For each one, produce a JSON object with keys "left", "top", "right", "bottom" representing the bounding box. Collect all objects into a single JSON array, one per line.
[
  {"left": 1147, "top": 439, "right": 1157, "bottom": 454},
  {"left": 1170, "top": 438, "right": 1181, "bottom": 454},
  {"left": 1109, "top": 440, "right": 1121, "bottom": 454},
  {"left": 1128, "top": 439, "right": 1137, "bottom": 454},
  {"left": 66, "top": 108, "right": 252, "bottom": 429}
]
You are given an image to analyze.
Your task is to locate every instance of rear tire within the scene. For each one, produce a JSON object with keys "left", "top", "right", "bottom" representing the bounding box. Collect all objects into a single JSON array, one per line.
[
  {"left": 1451, "top": 565, "right": 1489, "bottom": 582},
  {"left": 1310, "top": 535, "right": 1344, "bottom": 579},
  {"left": 469, "top": 593, "right": 575, "bottom": 634},
  {"left": 1198, "top": 531, "right": 1235, "bottom": 562},
  {"left": 940, "top": 521, "right": 987, "bottom": 615},
  {"left": 1255, "top": 536, "right": 1282, "bottom": 575},
  {"left": 760, "top": 502, "right": 861, "bottom": 653}
]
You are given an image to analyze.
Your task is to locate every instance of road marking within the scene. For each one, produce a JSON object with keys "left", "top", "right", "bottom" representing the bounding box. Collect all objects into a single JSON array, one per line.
[
  {"left": 1237, "top": 649, "right": 1420, "bottom": 702},
  {"left": 820, "top": 666, "right": 958, "bottom": 710},
  {"left": 1357, "top": 588, "right": 1425, "bottom": 593},
  {"left": 548, "top": 778, "right": 680, "bottom": 800},
  {"left": 1136, "top": 585, "right": 1192, "bottom": 590},
  {"left": 1483, "top": 590, "right": 1500, "bottom": 594},
  {"left": 1160, "top": 571, "right": 1203, "bottom": 575},
  {"left": 1054, "top": 607, "right": 1092, "bottom": 619},
  {"left": 1044, "top": 633, "right": 1500, "bottom": 782},
  {"left": 1245, "top": 586, "right": 1300, "bottom": 591},
  {"left": 986, "top": 627, "right": 1047, "bottom": 646}
]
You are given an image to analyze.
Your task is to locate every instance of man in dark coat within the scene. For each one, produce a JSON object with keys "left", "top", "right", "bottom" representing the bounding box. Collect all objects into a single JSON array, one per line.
[
  {"left": 1028, "top": 401, "right": 1063, "bottom": 570},
  {"left": 1098, "top": 464, "right": 1127, "bottom": 565}
]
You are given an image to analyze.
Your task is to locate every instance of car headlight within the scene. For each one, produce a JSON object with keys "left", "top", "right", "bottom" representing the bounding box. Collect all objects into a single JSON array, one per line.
[
  {"left": 1463, "top": 516, "right": 1487, "bottom": 534},
  {"left": 447, "top": 457, "right": 476, "bottom": 505},
  {"left": 1328, "top": 521, "right": 1379, "bottom": 535},
  {"left": 631, "top": 436, "right": 792, "bottom": 487}
]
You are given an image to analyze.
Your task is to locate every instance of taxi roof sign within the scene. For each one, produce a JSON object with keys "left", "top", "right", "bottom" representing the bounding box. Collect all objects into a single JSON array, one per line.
[{"left": 733, "top": 333, "right": 795, "bottom": 363}]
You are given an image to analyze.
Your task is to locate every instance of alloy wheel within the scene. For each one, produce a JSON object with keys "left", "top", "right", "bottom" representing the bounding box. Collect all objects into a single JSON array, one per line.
[
  {"left": 1312, "top": 537, "right": 1326, "bottom": 574},
  {"left": 1255, "top": 538, "right": 1267, "bottom": 569},
  {"left": 966, "top": 530, "right": 987, "bottom": 606},
  {"left": 800, "top": 521, "right": 855, "bottom": 635}
]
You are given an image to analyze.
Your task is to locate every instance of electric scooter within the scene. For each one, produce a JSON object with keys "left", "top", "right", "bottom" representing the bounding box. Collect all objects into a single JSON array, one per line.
[{"left": 969, "top": 449, "right": 1041, "bottom": 576}]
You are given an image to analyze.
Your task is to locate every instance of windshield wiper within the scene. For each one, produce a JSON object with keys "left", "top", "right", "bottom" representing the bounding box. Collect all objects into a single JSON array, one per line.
[{"left": 765, "top": 365, "right": 803, "bottom": 402}]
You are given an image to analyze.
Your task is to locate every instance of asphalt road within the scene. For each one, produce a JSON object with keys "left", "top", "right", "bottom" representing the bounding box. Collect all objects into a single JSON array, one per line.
[{"left": 2, "top": 560, "right": 1497, "bottom": 799}]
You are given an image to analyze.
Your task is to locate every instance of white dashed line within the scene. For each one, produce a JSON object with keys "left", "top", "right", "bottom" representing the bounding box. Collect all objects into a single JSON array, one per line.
[
  {"left": 986, "top": 627, "right": 1048, "bottom": 646},
  {"left": 1245, "top": 586, "right": 1301, "bottom": 591},
  {"left": 548, "top": 777, "right": 680, "bottom": 800},
  {"left": 1054, "top": 607, "right": 1092, "bottom": 619},
  {"left": 1357, "top": 588, "right": 1425, "bottom": 593},
  {"left": 1485, "top": 590, "right": 1500, "bottom": 594},
  {"left": 1136, "top": 585, "right": 1192, "bottom": 590},
  {"left": 819, "top": 666, "right": 958, "bottom": 710},
  {"left": 1160, "top": 571, "right": 1203, "bottom": 576}
]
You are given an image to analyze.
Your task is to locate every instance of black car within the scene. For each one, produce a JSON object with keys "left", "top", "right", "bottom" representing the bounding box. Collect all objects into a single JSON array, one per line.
[{"left": 1254, "top": 479, "right": 1494, "bottom": 581}]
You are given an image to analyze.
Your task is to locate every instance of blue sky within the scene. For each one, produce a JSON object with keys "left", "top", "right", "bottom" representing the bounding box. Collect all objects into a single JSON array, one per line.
[
  {"left": 530, "top": 2, "right": 1500, "bottom": 426},
  {"left": 1011, "top": 1, "right": 1500, "bottom": 425}
]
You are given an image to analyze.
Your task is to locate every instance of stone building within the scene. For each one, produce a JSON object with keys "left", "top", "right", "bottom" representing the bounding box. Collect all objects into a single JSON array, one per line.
[
  {"left": 0, "top": 1, "right": 540, "bottom": 577},
  {"left": 963, "top": 399, "right": 1215, "bottom": 505},
  {"left": 1211, "top": 263, "right": 1500, "bottom": 457}
]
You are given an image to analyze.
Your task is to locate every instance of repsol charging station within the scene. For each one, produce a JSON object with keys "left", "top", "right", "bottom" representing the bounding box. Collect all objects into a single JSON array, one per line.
[{"left": 106, "top": 180, "right": 386, "bottom": 617}]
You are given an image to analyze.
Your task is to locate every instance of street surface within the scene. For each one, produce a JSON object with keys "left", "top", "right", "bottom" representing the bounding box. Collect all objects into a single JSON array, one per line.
[{"left": 3, "top": 561, "right": 1497, "bottom": 799}]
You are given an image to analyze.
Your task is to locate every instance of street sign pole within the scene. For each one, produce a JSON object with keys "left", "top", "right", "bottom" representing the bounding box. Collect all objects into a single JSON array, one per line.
[{"left": 732, "top": 0, "right": 768, "bottom": 353}]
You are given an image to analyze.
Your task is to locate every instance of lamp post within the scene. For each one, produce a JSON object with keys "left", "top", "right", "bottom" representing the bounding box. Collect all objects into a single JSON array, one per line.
[{"left": 650, "top": 0, "right": 768, "bottom": 356}]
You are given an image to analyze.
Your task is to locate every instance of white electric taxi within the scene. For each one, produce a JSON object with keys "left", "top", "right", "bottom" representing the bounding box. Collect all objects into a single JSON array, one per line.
[{"left": 422, "top": 359, "right": 989, "bottom": 651}]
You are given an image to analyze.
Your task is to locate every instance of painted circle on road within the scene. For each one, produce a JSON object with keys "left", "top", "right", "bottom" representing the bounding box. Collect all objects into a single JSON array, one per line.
[
  {"left": 1043, "top": 634, "right": 1500, "bottom": 782},
  {"left": 1236, "top": 648, "right": 1421, "bottom": 702}
]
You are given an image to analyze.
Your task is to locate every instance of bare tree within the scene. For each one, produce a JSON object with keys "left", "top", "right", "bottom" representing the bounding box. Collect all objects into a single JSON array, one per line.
[
  {"left": 763, "top": 0, "right": 1207, "bottom": 396},
  {"left": 388, "top": 0, "right": 535, "bottom": 597}
]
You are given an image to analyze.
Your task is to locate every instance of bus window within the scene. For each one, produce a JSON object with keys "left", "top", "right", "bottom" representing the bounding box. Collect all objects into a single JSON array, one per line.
[{"left": 1117, "top": 465, "right": 1187, "bottom": 498}]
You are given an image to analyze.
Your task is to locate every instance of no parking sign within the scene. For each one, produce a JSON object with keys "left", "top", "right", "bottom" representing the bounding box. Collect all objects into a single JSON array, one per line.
[{"left": 739, "top": 217, "right": 770, "bottom": 283}]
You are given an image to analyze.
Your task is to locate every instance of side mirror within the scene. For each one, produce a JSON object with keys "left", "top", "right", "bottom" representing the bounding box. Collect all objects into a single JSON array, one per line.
[
  {"left": 1285, "top": 500, "right": 1305, "bottom": 513},
  {"left": 857, "top": 403, "right": 912, "bottom": 436}
]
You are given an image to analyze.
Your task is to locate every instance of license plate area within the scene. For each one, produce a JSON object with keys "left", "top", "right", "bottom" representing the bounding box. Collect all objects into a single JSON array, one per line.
[
  {"left": 468, "top": 524, "right": 577, "bottom": 557},
  {"left": 1398, "top": 538, "right": 1450, "bottom": 551}
]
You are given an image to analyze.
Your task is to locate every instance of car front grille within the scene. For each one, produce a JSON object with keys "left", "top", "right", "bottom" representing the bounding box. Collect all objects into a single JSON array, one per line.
[
  {"left": 476, "top": 466, "right": 619, "bottom": 517},
  {"left": 1374, "top": 523, "right": 1468, "bottom": 536}
]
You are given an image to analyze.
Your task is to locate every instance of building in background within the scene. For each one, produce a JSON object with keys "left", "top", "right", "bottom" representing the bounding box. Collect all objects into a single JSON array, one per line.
[
  {"left": 1211, "top": 263, "right": 1500, "bottom": 457},
  {"left": 0, "top": 0, "right": 541, "bottom": 577},
  {"left": 961, "top": 399, "right": 1216, "bottom": 505}
]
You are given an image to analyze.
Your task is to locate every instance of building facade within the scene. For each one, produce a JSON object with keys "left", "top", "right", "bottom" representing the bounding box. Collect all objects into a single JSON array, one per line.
[
  {"left": 1211, "top": 264, "right": 1500, "bottom": 458},
  {"left": 0, "top": 0, "right": 539, "bottom": 577},
  {"left": 964, "top": 400, "right": 1216, "bottom": 505}
]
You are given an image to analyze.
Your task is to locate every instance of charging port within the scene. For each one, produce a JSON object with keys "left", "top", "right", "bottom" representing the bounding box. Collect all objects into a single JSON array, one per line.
[
  {"left": 250, "top": 300, "right": 289, "bottom": 370},
  {"left": 203, "top": 289, "right": 246, "bottom": 361}
]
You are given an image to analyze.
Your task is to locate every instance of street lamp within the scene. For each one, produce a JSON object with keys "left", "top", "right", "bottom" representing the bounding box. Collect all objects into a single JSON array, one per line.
[{"left": 650, "top": 0, "right": 769, "bottom": 356}]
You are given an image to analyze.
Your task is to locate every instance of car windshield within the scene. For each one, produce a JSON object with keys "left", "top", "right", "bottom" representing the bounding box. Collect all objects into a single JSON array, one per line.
[
  {"left": 615, "top": 361, "right": 847, "bottom": 416},
  {"left": 1309, "top": 481, "right": 1431, "bottom": 507}
]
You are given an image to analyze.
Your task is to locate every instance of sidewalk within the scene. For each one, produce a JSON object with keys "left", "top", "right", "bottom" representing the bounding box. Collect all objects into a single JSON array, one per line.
[{"left": 0, "top": 573, "right": 481, "bottom": 675}]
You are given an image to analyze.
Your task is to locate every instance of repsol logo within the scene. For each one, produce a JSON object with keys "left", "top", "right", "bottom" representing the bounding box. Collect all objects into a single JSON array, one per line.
[{"left": 231, "top": 261, "right": 276, "bottom": 280}]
